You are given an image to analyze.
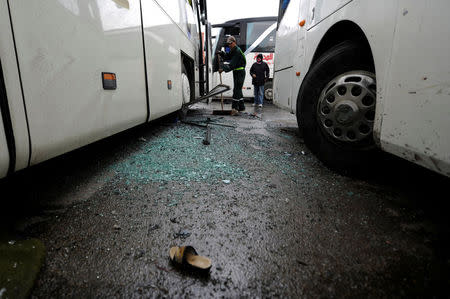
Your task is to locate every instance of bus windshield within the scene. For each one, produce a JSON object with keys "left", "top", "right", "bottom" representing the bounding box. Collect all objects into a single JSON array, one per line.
[{"left": 246, "top": 21, "right": 276, "bottom": 53}]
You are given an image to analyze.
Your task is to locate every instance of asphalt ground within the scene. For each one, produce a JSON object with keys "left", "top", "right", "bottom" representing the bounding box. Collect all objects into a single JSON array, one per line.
[{"left": 0, "top": 101, "right": 449, "bottom": 298}]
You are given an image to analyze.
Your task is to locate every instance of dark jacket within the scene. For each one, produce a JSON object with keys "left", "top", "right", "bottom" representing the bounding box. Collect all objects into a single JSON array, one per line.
[
  {"left": 222, "top": 46, "right": 246, "bottom": 73},
  {"left": 249, "top": 60, "right": 270, "bottom": 86}
]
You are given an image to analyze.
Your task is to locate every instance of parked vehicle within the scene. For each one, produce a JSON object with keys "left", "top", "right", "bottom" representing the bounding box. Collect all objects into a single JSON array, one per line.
[
  {"left": 212, "top": 17, "right": 277, "bottom": 101},
  {"left": 273, "top": 0, "right": 450, "bottom": 177},
  {"left": 0, "top": 0, "right": 210, "bottom": 178}
]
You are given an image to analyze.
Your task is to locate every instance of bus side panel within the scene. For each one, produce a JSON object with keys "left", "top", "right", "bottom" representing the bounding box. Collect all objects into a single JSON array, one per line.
[
  {"left": 143, "top": 0, "right": 184, "bottom": 121},
  {"left": 0, "top": 111, "right": 9, "bottom": 178},
  {"left": 306, "top": 0, "right": 352, "bottom": 30},
  {"left": 380, "top": 0, "right": 450, "bottom": 176},
  {"left": 274, "top": 0, "right": 303, "bottom": 110},
  {"left": 0, "top": 1, "right": 30, "bottom": 171},
  {"left": 9, "top": 0, "right": 148, "bottom": 165},
  {"left": 291, "top": 1, "right": 398, "bottom": 123},
  {"left": 273, "top": 69, "right": 293, "bottom": 109}
]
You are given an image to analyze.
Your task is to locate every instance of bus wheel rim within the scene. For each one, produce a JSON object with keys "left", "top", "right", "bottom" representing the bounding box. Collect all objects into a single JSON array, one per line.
[
  {"left": 317, "top": 70, "right": 376, "bottom": 143},
  {"left": 181, "top": 73, "right": 190, "bottom": 104},
  {"left": 265, "top": 87, "right": 273, "bottom": 100}
]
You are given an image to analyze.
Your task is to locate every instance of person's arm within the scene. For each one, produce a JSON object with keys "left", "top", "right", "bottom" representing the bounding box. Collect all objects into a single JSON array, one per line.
[
  {"left": 223, "top": 51, "right": 231, "bottom": 61},
  {"left": 223, "top": 50, "right": 239, "bottom": 72},
  {"left": 265, "top": 63, "right": 270, "bottom": 80},
  {"left": 250, "top": 64, "right": 256, "bottom": 78}
]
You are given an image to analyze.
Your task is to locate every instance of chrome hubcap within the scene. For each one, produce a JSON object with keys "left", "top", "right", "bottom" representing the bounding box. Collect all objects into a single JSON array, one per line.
[
  {"left": 181, "top": 73, "right": 190, "bottom": 104},
  {"left": 265, "top": 87, "right": 273, "bottom": 100},
  {"left": 317, "top": 71, "right": 376, "bottom": 143}
]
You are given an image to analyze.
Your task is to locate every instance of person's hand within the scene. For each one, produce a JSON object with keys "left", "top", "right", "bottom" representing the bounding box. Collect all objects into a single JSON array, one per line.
[
  {"left": 252, "top": 74, "right": 256, "bottom": 78},
  {"left": 219, "top": 69, "right": 223, "bottom": 73}
]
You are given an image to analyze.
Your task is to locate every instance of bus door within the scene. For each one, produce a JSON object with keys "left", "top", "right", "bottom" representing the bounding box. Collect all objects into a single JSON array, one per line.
[
  {"left": 205, "top": 22, "right": 214, "bottom": 95},
  {"left": 142, "top": 0, "right": 186, "bottom": 120},
  {"left": 212, "top": 23, "right": 242, "bottom": 71},
  {"left": 381, "top": 1, "right": 450, "bottom": 175},
  {"left": 212, "top": 23, "right": 241, "bottom": 98}
]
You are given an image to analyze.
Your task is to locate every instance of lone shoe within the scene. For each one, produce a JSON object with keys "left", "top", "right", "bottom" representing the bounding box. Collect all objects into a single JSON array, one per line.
[{"left": 169, "top": 246, "right": 212, "bottom": 271}]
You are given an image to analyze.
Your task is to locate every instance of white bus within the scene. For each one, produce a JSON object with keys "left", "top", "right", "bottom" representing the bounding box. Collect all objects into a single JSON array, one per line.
[
  {"left": 0, "top": 0, "right": 212, "bottom": 179},
  {"left": 212, "top": 17, "right": 277, "bottom": 101},
  {"left": 273, "top": 0, "right": 450, "bottom": 177}
]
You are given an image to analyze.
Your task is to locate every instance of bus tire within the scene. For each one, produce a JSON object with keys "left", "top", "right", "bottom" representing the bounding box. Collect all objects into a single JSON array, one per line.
[
  {"left": 264, "top": 80, "right": 273, "bottom": 101},
  {"left": 179, "top": 64, "right": 194, "bottom": 119},
  {"left": 297, "top": 41, "right": 378, "bottom": 175}
]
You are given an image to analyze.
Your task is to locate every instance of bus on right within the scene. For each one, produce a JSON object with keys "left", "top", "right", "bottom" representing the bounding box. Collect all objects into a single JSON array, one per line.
[{"left": 273, "top": 0, "right": 450, "bottom": 177}]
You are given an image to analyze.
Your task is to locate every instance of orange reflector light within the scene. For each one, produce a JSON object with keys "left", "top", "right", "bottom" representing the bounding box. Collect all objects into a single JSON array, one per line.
[
  {"left": 299, "top": 20, "right": 306, "bottom": 27},
  {"left": 103, "top": 73, "right": 116, "bottom": 81},
  {"left": 102, "top": 72, "right": 117, "bottom": 90},
  {"left": 296, "top": 72, "right": 301, "bottom": 76}
]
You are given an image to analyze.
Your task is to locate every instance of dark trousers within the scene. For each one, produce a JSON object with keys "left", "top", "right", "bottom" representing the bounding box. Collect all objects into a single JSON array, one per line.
[{"left": 232, "top": 70, "right": 245, "bottom": 111}]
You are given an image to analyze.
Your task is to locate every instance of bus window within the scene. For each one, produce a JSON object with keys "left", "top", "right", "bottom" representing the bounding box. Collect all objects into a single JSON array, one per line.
[
  {"left": 224, "top": 26, "right": 240, "bottom": 36},
  {"left": 157, "top": 0, "right": 181, "bottom": 24},
  {"left": 246, "top": 21, "right": 276, "bottom": 52},
  {"left": 277, "top": 0, "right": 290, "bottom": 28},
  {"left": 184, "top": 0, "right": 196, "bottom": 38},
  {"left": 222, "top": 25, "right": 241, "bottom": 49}
]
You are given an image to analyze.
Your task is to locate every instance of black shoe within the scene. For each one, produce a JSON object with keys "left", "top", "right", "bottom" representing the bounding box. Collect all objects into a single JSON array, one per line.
[{"left": 238, "top": 101, "right": 245, "bottom": 111}]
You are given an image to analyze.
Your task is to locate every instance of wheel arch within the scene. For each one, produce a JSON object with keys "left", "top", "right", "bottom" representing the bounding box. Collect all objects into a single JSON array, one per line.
[
  {"left": 180, "top": 52, "right": 195, "bottom": 103},
  {"left": 181, "top": 52, "right": 195, "bottom": 84},
  {"left": 297, "top": 20, "right": 376, "bottom": 117},
  {"left": 310, "top": 20, "right": 375, "bottom": 73}
]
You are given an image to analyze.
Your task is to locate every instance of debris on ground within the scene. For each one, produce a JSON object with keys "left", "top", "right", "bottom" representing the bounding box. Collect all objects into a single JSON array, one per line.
[
  {"left": 167, "top": 201, "right": 178, "bottom": 207},
  {"left": 173, "top": 230, "right": 191, "bottom": 239},
  {"left": 148, "top": 224, "right": 160, "bottom": 232},
  {"left": 110, "top": 124, "right": 247, "bottom": 183},
  {"left": 202, "top": 125, "right": 211, "bottom": 145}
]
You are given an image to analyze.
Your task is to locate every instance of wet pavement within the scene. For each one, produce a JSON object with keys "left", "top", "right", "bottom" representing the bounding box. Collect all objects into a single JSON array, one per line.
[{"left": 1, "top": 101, "right": 449, "bottom": 298}]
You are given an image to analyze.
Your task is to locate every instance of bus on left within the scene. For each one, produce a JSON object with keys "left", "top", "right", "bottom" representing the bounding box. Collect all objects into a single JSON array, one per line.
[{"left": 0, "top": 0, "right": 210, "bottom": 179}]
